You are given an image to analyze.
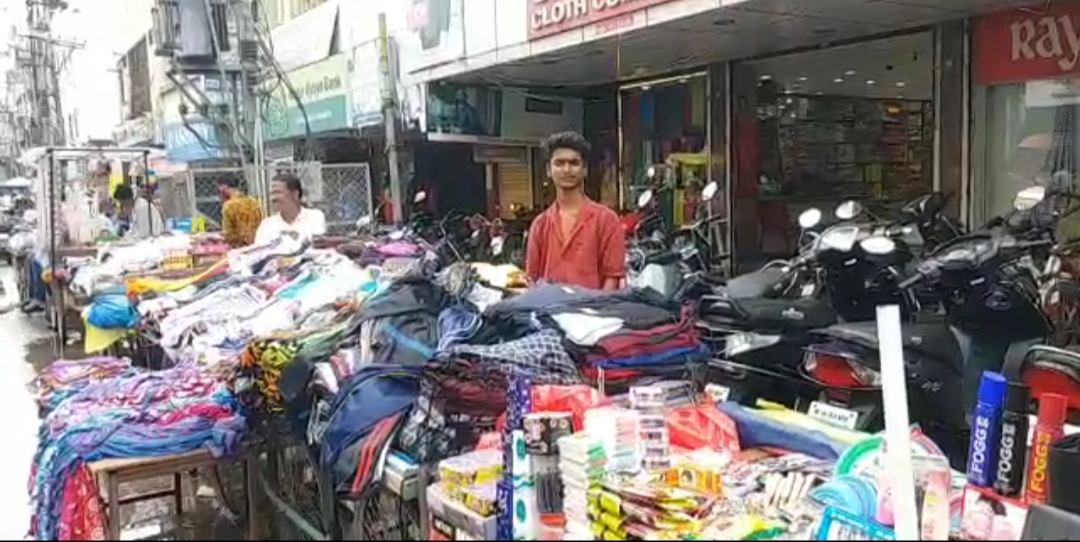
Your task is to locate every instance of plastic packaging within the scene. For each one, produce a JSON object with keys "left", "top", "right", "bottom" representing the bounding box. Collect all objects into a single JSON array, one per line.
[
  {"left": 1025, "top": 393, "right": 1068, "bottom": 505},
  {"left": 993, "top": 382, "right": 1030, "bottom": 498},
  {"left": 968, "top": 372, "right": 1007, "bottom": 487}
]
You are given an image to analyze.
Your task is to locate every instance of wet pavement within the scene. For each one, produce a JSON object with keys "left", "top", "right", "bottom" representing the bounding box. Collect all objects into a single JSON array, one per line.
[{"left": 0, "top": 266, "right": 251, "bottom": 540}]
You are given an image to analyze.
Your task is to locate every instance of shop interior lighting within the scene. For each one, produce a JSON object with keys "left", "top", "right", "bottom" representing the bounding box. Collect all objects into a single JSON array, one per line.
[
  {"left": 866, "top": 79, "right": 876, "bottom": 85},
  {"left": 896, "top": 81, "right": 906, "bottom": 87},
  {"left": 833, "top": 77, "right": 844, "bottom": 83},
  {"left": 798, "top": 76, "right": 808, "bottom": 82},
  {"left": 845, "top": 70, "right": 856, "bottom": 76},
  {"left": 760, "top": 74, "right": 772, "bottom": 80}
]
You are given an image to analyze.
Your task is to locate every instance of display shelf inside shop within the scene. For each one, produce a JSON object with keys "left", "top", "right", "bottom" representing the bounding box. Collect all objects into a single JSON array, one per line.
[{"left": 757, "top": 93, "right": 933, "bottom": 211}]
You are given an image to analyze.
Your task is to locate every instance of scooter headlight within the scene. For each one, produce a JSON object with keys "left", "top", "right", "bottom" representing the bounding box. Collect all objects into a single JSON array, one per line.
[{"left": 725, "top": 332, "right": 782, "bottom": 357}]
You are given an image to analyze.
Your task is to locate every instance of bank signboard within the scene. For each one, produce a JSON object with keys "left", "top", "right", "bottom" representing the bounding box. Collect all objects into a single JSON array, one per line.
[
  {"left": 975, "top": 3, "right": 1080, "bottom": 84},
  {"left": 265, "top": 54, "right": 352, "bottom": 141},
  {"left": 528, "top": 0, "right": 679, "bottom": 40}
]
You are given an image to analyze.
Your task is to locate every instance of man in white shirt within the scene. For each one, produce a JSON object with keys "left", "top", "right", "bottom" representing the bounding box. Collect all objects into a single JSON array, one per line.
[
  {"left": 255, "top": 172, "right": 327, "bottom": 245},
  {"left": 114, "top": 183, "right": 166, "bottom": 238}
]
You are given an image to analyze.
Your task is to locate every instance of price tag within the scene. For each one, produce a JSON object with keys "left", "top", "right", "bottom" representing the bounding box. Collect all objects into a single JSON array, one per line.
[
  {"left": 705, "top": 384, "right": 731, "bottom": 404},
  {"left": 808, "top": 401, "right": 860, "bottom": 430}
]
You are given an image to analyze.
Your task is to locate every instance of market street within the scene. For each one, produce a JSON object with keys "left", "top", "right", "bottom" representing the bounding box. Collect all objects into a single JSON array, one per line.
[{"left": 0, "top": 265, "right": 44, "bottom": 540}]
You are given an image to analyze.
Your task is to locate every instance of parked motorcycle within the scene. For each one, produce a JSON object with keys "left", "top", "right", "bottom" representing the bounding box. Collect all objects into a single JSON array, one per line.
[
  {"left": 626, "top": 181, "right": 723, "bottom": 299},
  {"left": 799, "top": 186, "right": 1060, "bottom": 467}
]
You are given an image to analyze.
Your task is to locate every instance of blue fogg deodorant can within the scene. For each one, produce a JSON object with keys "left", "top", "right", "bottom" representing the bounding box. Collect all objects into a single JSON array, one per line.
[{"left": 968, "top": 371, "right": 1007, "bottom": 487}]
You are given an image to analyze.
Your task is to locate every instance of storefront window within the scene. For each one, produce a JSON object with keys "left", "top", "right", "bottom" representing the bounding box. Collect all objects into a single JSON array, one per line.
[
  {"left": 731, "top": 32, "right": 935, "bottom": 269},
  {"left": 980, "top": 80, "right": 1080, "bottom": 224},
  {"left": 619, "top": 74, "right": 709, "bottom": 226}
]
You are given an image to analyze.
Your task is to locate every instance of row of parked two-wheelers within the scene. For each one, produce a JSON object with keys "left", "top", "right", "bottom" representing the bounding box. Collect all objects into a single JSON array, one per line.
[{"left": 625, "top": 178, "right": 1080, "bottom": 469}]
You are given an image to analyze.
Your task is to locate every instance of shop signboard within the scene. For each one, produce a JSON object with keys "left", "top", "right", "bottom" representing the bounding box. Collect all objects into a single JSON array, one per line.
[
  {"left": 351, "top": 41, "right": 384, "bottom": 129},
  {"left": 397, "top": 0, "right": 466, "bottom": 78},
  {"left": 163, "top": 121, "right": 223, "bottom": 163},
  {"left": 265, "top": 54, "right": 352, "bottom": 141},
  {"left": 974, "top": 3, "right": 1080, "bottom": 84},
  {"left": 528, "top": 0, "right": 679, "bottom": 40}
]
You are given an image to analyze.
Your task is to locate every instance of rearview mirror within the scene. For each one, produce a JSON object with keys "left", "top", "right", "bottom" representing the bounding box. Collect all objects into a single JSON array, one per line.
[
  {"left": 798, "top": 208, "right": 822, "bottom": 229},
  {"left": 702, "top": 181, "right": 719, "bottom": 202},
  {"left": 1014, "top": 185, "right": 1046, "bottom": 211},
  {"left": 835, "top": 200, "right": 864, "bottom": 220},
  {"left": 637, "top": 189, "right": 654, "bottom": 209},
  {"left": 414, "top": 191, "right": 427, "bottom": 204}
]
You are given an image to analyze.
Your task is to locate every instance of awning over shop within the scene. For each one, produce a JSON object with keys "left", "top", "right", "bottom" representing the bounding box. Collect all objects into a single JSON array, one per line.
[
  {"left": 271, "top": 0, "right": 340, "bottom": 73},
  {"left": 1, "top": 177, "right": 32, "bottom": 188}
]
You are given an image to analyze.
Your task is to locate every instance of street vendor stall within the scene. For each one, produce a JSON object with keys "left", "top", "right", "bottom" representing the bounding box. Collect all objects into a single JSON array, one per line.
[{"left": 17, "top": 146, "right": 164, "bottom": 345}]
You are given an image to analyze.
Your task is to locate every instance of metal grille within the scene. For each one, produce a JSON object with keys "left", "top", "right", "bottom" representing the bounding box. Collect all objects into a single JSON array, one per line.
[{"left": 167, "top": 163, "right": 372, "bottom": 234}]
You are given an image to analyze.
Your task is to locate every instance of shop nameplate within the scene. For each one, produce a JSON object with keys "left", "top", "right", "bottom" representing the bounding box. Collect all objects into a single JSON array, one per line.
[
  {"left": 975, "top": 4, "right": 1080, "bottom": 84},
  {"left": 529, "top": 0, "right": 678, "bottom": 40}
]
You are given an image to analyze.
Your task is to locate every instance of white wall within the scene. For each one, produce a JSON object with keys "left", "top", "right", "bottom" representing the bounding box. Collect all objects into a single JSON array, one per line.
[{"left": 499, "top": 88, "right": 583, "bottom": 141}]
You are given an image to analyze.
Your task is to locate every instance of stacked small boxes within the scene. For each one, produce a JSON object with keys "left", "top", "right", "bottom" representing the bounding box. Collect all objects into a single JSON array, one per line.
[
  {"left": 584, "top": 407, "right": 641, "bottom": 474},
  {"left": 437, "top": 449, "right": 503, "bottom": 516},
  {"left": 501, "top": 376, "right": 532, "bottom": 541},
  {"left": 631, "top": 385, "right": 673, "bottom": 473},
  {"left": 558, "top": 432, "right": 607, "bottom": 538},
  {"left": 522, "top": 411, "right": 575, "bottom": 534}
]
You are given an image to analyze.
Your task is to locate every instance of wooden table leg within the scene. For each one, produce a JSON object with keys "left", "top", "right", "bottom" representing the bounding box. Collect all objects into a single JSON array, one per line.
[
  {"left": 245, "top": 455, "right": 259, "bottom": 540},
  {"left": 107, "top": 472, "right": 121, "bottom": 541},
  {"left": 174, "top": 472, "right": 184, "bottom": 516}
]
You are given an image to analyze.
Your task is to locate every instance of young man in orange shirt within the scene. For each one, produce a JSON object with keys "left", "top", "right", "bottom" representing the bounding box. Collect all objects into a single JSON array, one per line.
[{"left": 526, "top": 131, "right": 626, "bottom": 290}]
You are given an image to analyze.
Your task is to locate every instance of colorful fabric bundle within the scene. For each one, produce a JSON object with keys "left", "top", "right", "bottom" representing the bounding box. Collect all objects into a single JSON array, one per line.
[
  {"left": 31, "top": 357, "right": 134, "bottom": 414},
  {"left": 239, "top": 338, "right": 301, "bottom": 411},
  {"left": 29, "top": 366, "right": 245, "bottom": 540}
]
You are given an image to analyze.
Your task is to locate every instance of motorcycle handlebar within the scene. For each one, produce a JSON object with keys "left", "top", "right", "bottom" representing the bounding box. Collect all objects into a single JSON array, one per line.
[{"left": 898, "top": 272, "right": 925, "bottom": 290}]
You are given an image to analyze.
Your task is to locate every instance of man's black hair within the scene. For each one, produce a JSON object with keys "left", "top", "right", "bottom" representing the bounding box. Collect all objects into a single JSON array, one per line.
[
  {"left": 543, "top": 131, "right": 591, "bottom": 162},
  {"left": 218, "top": 176, "right": 241, "bottom": 190},
  {"left": 272, "top": 172, "right": 304, "bottom": 201},
  {"left": 113, "top": 183, "right": 135, "bottom": 202}
]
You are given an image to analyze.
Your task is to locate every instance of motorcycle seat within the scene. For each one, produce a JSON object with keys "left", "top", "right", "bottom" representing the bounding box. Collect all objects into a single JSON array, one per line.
[
  {"left": 1020, "top": 345, "right": 1080, "bottom": 385},
  {"left": 811, "top": 321, "right": 963, "bottom": 371},
  {"left": 722, "top": 297, "right": 837, "bottom": 332},
  {"left": 723, "top": 267, "right": 788, "bottom": 299}
]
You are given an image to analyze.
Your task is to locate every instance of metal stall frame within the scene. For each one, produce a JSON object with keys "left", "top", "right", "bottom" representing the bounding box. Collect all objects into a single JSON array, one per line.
[{"left": 27, "top": 146, "right": 156, "bottom": 347}]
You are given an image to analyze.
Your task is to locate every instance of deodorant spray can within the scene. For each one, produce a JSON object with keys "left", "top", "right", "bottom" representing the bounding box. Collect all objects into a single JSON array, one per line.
[
  {"left": 993, "top": 382, "right": 1030, "bottom": 497},
  {"left": 968, "top": 371, "right": 1007, "bottom": 487}
]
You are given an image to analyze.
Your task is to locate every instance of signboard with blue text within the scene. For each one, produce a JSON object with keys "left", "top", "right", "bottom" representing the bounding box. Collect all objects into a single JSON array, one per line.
[
  {"left": 265, "top": 54, "right": 352, "bottom": 140},
  {"left": 163, "top": 121, "right": 224, "bottom": 163}
]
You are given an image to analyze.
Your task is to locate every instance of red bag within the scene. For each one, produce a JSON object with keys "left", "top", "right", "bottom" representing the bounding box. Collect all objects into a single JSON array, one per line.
[
  {"left": 531, "top": 385, "right": 602, "bottom": 432},
  {"left": 667, "top": 404, "right": 741, "bottom": 453}
]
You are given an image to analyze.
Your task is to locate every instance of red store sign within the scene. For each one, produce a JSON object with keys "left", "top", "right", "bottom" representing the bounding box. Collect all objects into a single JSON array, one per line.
[
  {"left": 529, "top": 0, "right": 677, "bottom": 40},
  {"left": 974, "top": 3, "right": 1080, "bottom": 84}
]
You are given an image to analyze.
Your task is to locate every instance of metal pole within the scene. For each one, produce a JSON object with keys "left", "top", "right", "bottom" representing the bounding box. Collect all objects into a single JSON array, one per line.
[{"left": 377, "top": 12, "right": 403, "bottom": 226}]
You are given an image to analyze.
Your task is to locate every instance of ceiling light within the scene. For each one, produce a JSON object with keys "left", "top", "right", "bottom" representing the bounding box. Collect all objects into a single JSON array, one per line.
[
  {"left": 816, "top": 91, "right": 824, "bottom": 96},
  {"left": 866, "top": 79, "right": 876, "bottom": 85},
  {"left": 678, "top": 77, "right": 689, "bottom": 84},
  {"left": 760, "top": 75, "right": 772, "bottom": 81},
  {"left": 798, "top": 76, "right": 808, "bottom": 82},
  {"left": 642, "top": 85, "right": 651, "bottom": 91},
  {"left": 833, "top": 77, "right": 844, "bottom": 83},
  {"left": 845, "top": 70, "right": 856, "bottom": 76},
  {"left": 786, "top": 97, "right": 794, "bottom": 104},
  {"left": 896, "top": 81, "right": 906, "bottom": 87}
]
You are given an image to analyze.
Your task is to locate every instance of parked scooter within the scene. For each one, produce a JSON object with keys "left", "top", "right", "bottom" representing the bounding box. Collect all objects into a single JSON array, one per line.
[
  {"left": 626, "top": 181, "right": 723, "bottom": 299},
  {"left": 799, "top": 186, "right": 1060, "bottom": 468}
]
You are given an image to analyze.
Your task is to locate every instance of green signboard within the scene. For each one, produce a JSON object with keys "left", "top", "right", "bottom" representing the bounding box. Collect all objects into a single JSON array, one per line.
[{"left": 264, "top": 54, "right": 351, "bottom": 140}]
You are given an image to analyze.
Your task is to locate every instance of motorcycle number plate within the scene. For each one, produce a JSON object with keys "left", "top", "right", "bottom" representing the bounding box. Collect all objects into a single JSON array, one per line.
[{"left": 808, "top": 401, "right": 860, "bottom": 430}]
